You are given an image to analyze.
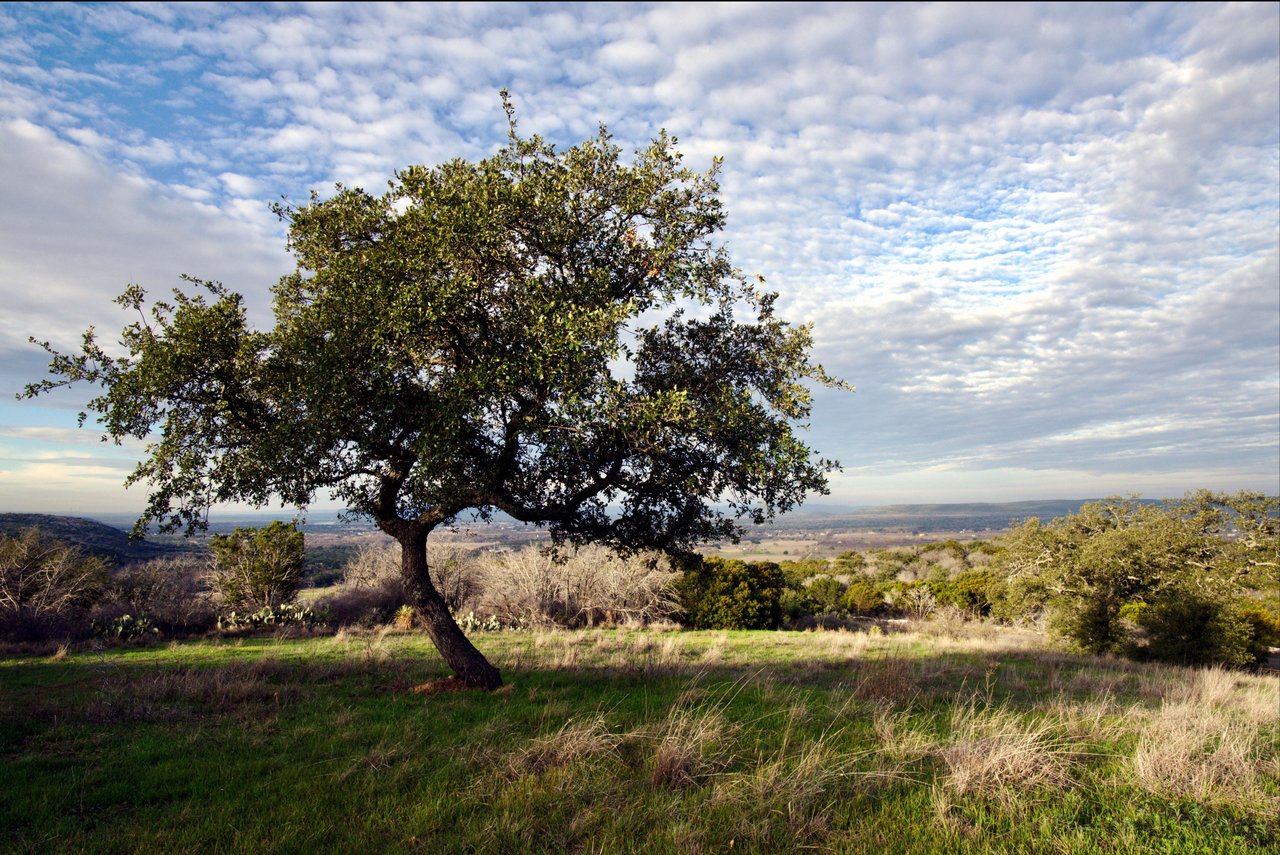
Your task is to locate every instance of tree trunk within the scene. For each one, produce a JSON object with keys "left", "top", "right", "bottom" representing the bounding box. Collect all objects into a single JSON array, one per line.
[{"left": 397, "top": 526, "right": 502, "bottom": 690}]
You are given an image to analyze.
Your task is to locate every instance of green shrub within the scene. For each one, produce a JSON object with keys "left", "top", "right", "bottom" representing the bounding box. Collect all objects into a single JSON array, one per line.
[
  {"left": 934, "top": 569, "right": 997, "bottom": 616},
  {"left": 676, "top": 556, "right": 788, "bottom": 630},
  {"left": 801, "top": 576, "right": 846, "bottom": 615},
  {"left": 209, "top": 521, "right": 305, "bottom": 610},
  {"left": 1138, "top": 593, "right": 1280, "bottom": 668},
  {"left": 92, "top": 613, "right": 160, "bottom": 641},
  {"left": 843, "top": 580, "right": 884, "bottom": 616}
]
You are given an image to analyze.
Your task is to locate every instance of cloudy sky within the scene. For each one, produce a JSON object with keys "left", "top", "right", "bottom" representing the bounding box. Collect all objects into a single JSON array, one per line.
[{"left": 1, "top": 2, "right": 1276, "bottom": 518}]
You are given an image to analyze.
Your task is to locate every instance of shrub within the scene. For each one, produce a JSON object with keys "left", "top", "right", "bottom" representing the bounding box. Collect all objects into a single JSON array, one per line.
[
  {"left": 676, "top": 556, "right": 788, "bottom": 630},
  {"left": 101, "top": 556, "right": 216, "bottom": 635},
  {"left": 474, "top": 545, "right": 677, "bottom": 628},
  {"left": 0, "top": 527, "right": 108, "bottom": 640},
  {"left": 1138, "top": 591, "right": 1280, "bottom": 669},
  {"left": 91, "top": 613, "right": 160, "bottom": 642},
  {"left": 801, "top": 576, "right": 846, "bottom": 615},
  {"left": 843, "top": 580, "right": 885, "bottom": 616},
  {"left": 897, "top": 584, "right": 936, "bottom": 621},
  {"left": 934, "top": 568, "right": 997, "bottom": 617},
  {"left": 208, "top": 521, "right": 305, "bottom": 610}
]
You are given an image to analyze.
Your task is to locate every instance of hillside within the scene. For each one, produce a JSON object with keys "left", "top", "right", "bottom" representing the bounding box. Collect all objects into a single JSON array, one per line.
[{"left": 0, "top": 513, "right": 189, "bottom": 565}]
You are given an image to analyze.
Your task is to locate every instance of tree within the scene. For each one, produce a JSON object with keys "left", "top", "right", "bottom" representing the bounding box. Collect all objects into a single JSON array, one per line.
[
  {"left": 23, "top": 96, "right": 844, "bottom": 688},
  {"left": 995, "top": 493, "right": 1278, "bottom": 665},
  {"left": 208, "top": 521, "right": 305, "bottom": 610}
]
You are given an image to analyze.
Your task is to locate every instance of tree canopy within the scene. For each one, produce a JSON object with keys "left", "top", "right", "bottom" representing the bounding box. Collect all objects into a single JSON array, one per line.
[{"left": 24, "top": 96, "right": 845, "bottom": 687}]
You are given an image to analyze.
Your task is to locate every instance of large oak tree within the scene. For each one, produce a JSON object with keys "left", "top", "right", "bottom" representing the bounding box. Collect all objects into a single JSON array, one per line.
[{"left": 25, "top": 98, "right": 845, "bottom": 688}]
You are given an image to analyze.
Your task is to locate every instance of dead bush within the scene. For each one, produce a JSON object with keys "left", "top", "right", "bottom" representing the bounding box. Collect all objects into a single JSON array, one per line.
[
  {"left": 473, "top": 544, "right": 678, "bottom": 628},
  {"left": 0, "top": 528, "right": 108, "bottom": 640}
]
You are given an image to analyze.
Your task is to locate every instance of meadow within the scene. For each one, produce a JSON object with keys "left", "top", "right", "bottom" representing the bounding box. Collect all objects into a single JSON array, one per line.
[{"left": 2, "top": 624, "right": 1276, "bottom": 853}]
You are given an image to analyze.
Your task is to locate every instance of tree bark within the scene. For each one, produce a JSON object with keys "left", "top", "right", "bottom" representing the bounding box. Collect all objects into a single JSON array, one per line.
[{"left": 396, "top": 525, "right": 502, "bottom": 690}]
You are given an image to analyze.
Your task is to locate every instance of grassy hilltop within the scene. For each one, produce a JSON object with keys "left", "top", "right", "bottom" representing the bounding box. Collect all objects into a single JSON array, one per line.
[{"left": 2, "top": 626, "right": 1276, "bottom": 853}]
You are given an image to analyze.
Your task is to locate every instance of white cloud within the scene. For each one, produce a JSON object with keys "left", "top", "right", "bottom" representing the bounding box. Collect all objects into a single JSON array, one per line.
[{"left": 0, "top": 1, "right": 1275, "bottom": 512}]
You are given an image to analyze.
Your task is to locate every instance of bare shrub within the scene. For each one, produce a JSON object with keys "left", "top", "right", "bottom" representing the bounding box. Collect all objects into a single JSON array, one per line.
[
  {"left": 98, "top": 556, "right": 215, "bottom": 634},
  {"left": 899, "top": 586, "right": 937, "bottom": 621},
  {"left": 0, "top": 528, "right": 108, "bottom": 640},
  {"left": 473, "top": 545, "right": 678, "bottom": 628},
  {"left": 324, "top": 540, "right": 484, "bottom": 627}
]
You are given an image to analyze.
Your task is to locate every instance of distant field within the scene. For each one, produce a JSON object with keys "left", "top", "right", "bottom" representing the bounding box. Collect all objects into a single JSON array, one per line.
[{"left": 2, "top": 626, "right": 1275, "bottom": 853}]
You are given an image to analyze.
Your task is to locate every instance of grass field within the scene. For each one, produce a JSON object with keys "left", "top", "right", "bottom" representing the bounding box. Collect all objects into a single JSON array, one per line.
[{"left": 2, "top": 625, "right": 1277, "bottom": 853}]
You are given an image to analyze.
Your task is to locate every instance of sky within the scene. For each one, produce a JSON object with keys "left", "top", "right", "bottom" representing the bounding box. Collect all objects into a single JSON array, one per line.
[{"left": 0, "top": 1, "right": 1277, "bottom": 519}]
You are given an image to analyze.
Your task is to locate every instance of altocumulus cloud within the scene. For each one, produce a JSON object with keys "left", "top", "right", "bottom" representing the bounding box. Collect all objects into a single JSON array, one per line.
[{"left": 0, "top": 1, "right": 1275, "bottom": 512}]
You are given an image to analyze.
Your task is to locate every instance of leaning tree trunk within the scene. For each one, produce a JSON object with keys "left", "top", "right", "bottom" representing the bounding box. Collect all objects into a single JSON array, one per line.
[{"left": 396, "top": 526, "right": 502, "bottom": 690}]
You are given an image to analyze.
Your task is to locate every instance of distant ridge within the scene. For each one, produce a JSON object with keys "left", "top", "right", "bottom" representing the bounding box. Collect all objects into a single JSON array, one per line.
[
  {"left": 0, "top": 514, "right": 188, "bottom": 565},
  {"left": 774, "top": 499, "right": 1158, "bottom": 532}
]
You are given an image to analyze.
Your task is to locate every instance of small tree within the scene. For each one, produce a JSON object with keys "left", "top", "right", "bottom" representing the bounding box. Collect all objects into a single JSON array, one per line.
[
  {"left": 208, "top": 521, "right": 305, "bottom": 610},
  {"left": 23, "top": 95, "right": 844, "bottom": 688}
]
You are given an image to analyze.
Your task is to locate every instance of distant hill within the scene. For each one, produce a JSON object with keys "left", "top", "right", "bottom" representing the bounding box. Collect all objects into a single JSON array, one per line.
[
  {"left": 0, "top": 514, "right": 190, "bottom": 565},
  {"left": 775, "top": 499, "right": 1158, "bottom": 532}
]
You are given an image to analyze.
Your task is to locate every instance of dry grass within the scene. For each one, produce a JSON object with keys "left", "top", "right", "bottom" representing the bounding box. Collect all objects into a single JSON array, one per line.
[
  {"left": 935, "top": 700, "right": 1078, "bottom": 805},
  {"left": 1132, "top": 698, "right": 1279, "bottom": 816},
  {"left": 853, "top": 652, "right": 918, "bottom": 704},
  {"left": 507, "top": 714, "right": 621, "bottom": 776},
  {"left": 648, "top": 703, "right": 738, "bottom": 789}
]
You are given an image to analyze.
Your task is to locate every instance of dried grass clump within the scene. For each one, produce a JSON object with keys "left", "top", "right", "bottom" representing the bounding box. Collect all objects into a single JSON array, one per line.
[
  {"left": 1132, "top": 699, "right": 1279, "bottom": 816},
  {"left": 508, "top": 715, "right": 621, "bottom": 776},
  {"left": 853, "top": 654, "right": 917, "bottom": 704},
  {"left": 936, "top": 701, "right": 1077, "bottom": 805},
  {"left": 649, "top": 704, "right": 738, "bottom": 789}
]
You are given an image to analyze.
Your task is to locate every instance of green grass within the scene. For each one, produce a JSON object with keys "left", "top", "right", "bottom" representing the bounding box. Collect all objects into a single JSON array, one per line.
[{"left": 2, "top": 626, "right": 1277, "bottom": 853}]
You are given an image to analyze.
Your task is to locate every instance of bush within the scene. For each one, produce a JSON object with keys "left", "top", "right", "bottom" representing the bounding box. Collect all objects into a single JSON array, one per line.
[
  {"left": 801, "top": 576, "right": 846, "bottom": 615},
  {"left": 99, "top": 556, "right": 216, "bottom": 636},
  {"left": 676, "top": 556, "right": 788, "bottom": 630},
  {"left": 843, "top": 580, "right": 885, "bottom": 616},
  {"left": 995, "top": 493, "right": 1279, "bottom": 666},
  {"left": 1138, "top": 592, "right": 1280, "bottom": 669},
  {"left": 473, "top": 545, "right": 677, "bottom": 628},
  {"left": 0, "top": 528, "right": 108, "bottom": 640},
  {"left": 208, "top": 521, "right": 305, "bottom": 610},
  {"left": 934, "top": 569, "right": 997, "bottom": 617},
  {"left": 91, "top": 613, "right": 160, "bottom": 642}
]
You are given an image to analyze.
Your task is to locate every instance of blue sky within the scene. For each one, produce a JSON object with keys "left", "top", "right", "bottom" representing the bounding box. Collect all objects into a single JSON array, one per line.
[{"left": 1, "top": 1, "right": 1277, "bottom": 516}]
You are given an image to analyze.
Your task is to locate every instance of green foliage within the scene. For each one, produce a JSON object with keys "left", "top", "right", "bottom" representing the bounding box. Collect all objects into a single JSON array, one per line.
[
  {"left": 779, "top": 559, "right": 829, "bottom": 587},
  {"left": 799, "top": 576, "right": 845, "bottom": 615},
  {"left": 676, "top": 556, "right": 788, "bottom": 629},
  {"left": 455, "top": 610, "right": 525, "bottom": 633},
  {"left": 842, "top": 579, "right": 884, "bottom": 616},
  {"left": 91, "top": 613, "right": 160, "bottom": 641},
  {"left": 209, "top": 521, "right": 305, "bottom": 610},
  {"left": 996, "top": 493, "right": 1279, "bottom": 666},
  {"left": 24, "top": 95, "right": 843, "bottom": 555},
  {"left": 831, "top": 550, "right": 865, "bottom": 573},
  {"left": 216, "top": 602, "right": 326, "bottom": 631},
  {"left": 1137, "top": 593, "right": 1279, "bottom": 669},
  {"left": 24, "top": 95, "right": 848, "bottom": 686},
  {"left": 933, "top": 568, "right": 997, "bottom": 616}
]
